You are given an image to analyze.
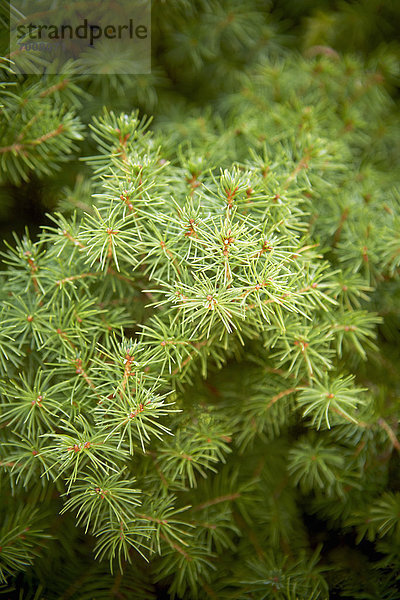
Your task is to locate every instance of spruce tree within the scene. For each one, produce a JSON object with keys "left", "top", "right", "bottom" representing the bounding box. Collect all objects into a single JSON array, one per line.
[{"left": 1, "top": 1, "right": 400, "bottom": 598}]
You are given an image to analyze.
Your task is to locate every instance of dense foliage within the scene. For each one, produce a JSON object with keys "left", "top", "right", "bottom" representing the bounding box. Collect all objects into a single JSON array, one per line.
[{"left": 1, "top": 1, "right": 400, "bottom": 598}]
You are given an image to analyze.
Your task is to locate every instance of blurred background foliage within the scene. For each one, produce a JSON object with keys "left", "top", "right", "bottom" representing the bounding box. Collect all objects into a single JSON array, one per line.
[{"left": 0, "top": 0, "right": 399, "bottom": 247}]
